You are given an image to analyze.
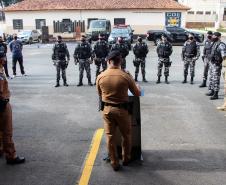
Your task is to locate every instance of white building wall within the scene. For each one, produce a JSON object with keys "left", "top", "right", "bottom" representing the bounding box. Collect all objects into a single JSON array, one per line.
[
  {"left": 178, "top": 0, "right": 217, "bottom": 24},
  {"left": 5, "top": 9, "right": 186, "bottom": 35},
  {"left": 178, "top": 0, "right": 226, "bottom": 28}
]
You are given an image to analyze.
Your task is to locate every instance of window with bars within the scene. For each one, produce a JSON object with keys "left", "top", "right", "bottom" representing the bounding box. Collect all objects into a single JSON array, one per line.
[
  {"left": 35, "top": 19, "right": 46, "bottom": 29},
  {"left": 13, "top": 19, "right": 23, "bottom": 30},
  {"left": 187, "top": 11, "right": 195, "bottom": 15},
  {"left": 196, "top": 11, "right": 203, "bottom": 15}
]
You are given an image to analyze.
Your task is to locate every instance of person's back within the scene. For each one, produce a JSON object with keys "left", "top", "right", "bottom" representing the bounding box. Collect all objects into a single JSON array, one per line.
[
  {"left": 96, "top": 50, "right": 140, "bottom": 171},
  {"left": 98, "top": 68, "right": 139, "bottom": 104}
]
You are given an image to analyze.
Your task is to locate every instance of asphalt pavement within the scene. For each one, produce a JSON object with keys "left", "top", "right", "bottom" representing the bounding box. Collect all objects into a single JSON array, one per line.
[{"left": 0, "top": 40, "right": 226, "bottom": 185}]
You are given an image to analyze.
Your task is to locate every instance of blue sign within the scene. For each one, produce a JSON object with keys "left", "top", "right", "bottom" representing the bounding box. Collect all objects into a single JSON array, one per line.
[{"left": 165, "top": 12, "right": 181, "bottom": 27}]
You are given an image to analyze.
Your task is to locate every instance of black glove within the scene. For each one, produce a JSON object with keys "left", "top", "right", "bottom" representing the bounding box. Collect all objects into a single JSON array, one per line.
[{"left": 0, "top": 99, "right": 9, "bottom": 112}]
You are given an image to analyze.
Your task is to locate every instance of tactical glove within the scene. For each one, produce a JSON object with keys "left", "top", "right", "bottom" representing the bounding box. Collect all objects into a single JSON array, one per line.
[
  {"left": 89, "top": 59, "right": 93, "bottom": 64},
  {"left": 52, "top": 60, "right": 57, "bottom": 66},
  {"left": 74, "top": 59, "right": 78, "bottom": 65}
]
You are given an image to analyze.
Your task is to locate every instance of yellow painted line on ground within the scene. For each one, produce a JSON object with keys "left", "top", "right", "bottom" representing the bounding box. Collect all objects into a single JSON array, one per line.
[{"left": 78, "top": 128, "right": 104, "bottom": 185}]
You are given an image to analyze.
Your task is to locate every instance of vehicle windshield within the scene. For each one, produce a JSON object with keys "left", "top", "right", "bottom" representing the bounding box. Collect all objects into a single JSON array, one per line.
[
  {"left": 111, "top": 28, "right": 129, "bottom": 36},
  {"left": 18, "top": 31, "right": 31, "bottom": 36},
  {"left": 90, "top": 21, "right": 106, "bottom": 29},
  {"left": 166, "top": 27, "right": 185, "bottom": 32}
]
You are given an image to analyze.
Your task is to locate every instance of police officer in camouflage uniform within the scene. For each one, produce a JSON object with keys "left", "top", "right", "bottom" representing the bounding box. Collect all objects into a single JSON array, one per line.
[
  {"left": 0, "top": 36, "right": 10, "bottom": 79},
  {"left": 133, "top": 36, "right": 149, "bottom": 82},
  {"left": 182, "top": 33, "right": 200, "bottom": 84},
  {"left": 206, "top": 32, "right": 226, "bottom": 100},
  {"left": 199, "top": 31, "right": 213, "bottom": 88},
  {"left": 111, "top": 37, "right": 129, "bottom": 70},
  {"left": 74, "top": 35, "right": 93, "bottom": 86},
  {"left": 52, "top": 36, "right": 70, "bottom": 87},
  {"left": 156, "top": 35, "right": 173, "bottom": 84},
  {"left": 93, "top": 34, "right": 109, "bottom": 84}
]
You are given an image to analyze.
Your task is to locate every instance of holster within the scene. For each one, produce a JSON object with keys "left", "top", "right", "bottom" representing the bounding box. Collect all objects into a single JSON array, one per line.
[
  {"left": 94, "top": 58, "right": 101, "bottom": 65},
  {"left": 0, "top": 99, "right": 9, "bottom": 112},
  {"left": 133, "top": 58, "right": 142, "bottom": 67},
  {"left": 98, "top": 97, "right": 105, "bottom": 111}
]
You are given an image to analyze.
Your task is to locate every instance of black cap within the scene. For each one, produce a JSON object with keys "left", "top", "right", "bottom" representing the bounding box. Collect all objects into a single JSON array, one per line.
[
  {"left": 213, "top": 32, "right": 221, "bottom": 37},
  {"left": 105, "top": 50, "right": 121, "bottom": 61},
  {"left": 207, "top": 31, "right": 213, "bottom": 35},
  {"left": 57, "top": 35, "right": 62, "bottom": 40},
  {"left": 81, "top": 35, "right": 87, "bottom": 38}
]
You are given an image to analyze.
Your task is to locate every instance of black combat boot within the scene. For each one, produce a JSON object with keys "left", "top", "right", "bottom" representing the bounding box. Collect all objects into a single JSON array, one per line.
[
  {"left": 63, "top": 81, "right": 69, "bottom": 87},
  {"left": 55, "top": 81, "right": 60, "bottom": 87},
  {"left": 190, "top": 77, "right": 194, "bottom": 85},
  {"left": 77, "top": 80, "right": 83, "bottom": 87},
  {"left": 182, "top": 76, "right": 187, "bottom": 84},
  {"left": 88, "top": 79, "right": 93, "bottom": 86},
  {"left": 156, "top": 76, "right": 161, "bottom": 84},
  {"left": 165, "top": 76, "right": 169, "bottom": 84},
  {"left": 142, "top": 75, "right": 148, "bottom": 83},
  {"left": 206, "top": 90, "right": 214, "bottom": 96},
  {"left": 199, "top": 80, "right": 207, "bottom": 88},
  {"left": 210, "top": 91, "right": 219, "bottom": 100},
  {"left": 135, "top": 74, "right": 138, "bottom": 82}
]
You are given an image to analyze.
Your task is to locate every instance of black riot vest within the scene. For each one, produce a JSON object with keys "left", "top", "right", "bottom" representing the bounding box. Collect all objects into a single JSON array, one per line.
[
  {"left": 94, "top": 40, "right": 108, "bottom": 58},
  {"left": 134, "top": 42, "right": 148, "bottom": 58},
  {"left": 78, "top": 42, "right": 91, "bottom": 59},
  {"left": 157, "top": 42, "right": 172, "bottom": 58},
  {"left": 204, "top": 40, "right": 213, "bottom": 56},
  {"left": 54, "top": 43, "right": 67, "bottom": 60},
  {"left": 184, "top": 41, "right": 197, "bottom": 58},
  {"left": 113, "top": 43, "right": 128, "bottom": 58},
  {"left": 210, "top": 41, "right": 225, "bottom": 64}
]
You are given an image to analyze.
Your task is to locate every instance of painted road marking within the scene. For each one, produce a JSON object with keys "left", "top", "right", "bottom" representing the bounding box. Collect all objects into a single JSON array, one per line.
[{"left": 78, "top": 128, "right": 104, "bottom": 185}]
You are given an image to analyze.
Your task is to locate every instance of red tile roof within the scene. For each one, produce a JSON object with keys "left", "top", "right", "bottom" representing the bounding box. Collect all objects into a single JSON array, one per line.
[{"left": 4, "top": 0, "right": 189, "bottom": 12}]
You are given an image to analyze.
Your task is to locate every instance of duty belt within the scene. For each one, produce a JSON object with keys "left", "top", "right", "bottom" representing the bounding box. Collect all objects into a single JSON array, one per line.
[{"left": 104, "top": 102, "right": 128, "bottom": 109}]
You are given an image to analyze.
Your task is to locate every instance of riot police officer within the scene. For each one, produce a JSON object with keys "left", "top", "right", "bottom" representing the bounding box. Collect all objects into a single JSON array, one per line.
[
  {"left": 133, "top": 36, "right": 149, "bottom": 82},
  {"left": 52, "top": 36, "right": 70, "bottom": 87},
  {"left": 0, "top": 36, "right": 10, "bottom": 79},
  {"left": 111, "top": 37, "right": 129, "bottom": 70},
  {"left": 74, "top": 35, "right": 93, "bottom": 86},
  {"left": 206, "top": 32, "right": 226, "bottom": 100},
  {"left": 156, "top": 35, "right": 173, "bottom": 84},
  {"left": 93, "top": 34, "right": 109, "bottom": 83},
  {"left": 182, "top": 33, "right": 200, "bottom": 84},
  {"left": 200, "top": 31, "right": 213, "bottom": 88}
]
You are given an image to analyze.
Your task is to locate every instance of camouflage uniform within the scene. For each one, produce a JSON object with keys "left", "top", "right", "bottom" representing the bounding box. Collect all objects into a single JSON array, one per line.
[
  {"left": 133, "top": 41, "right": 149, "bottom": 82},
  {"left": 202, "top": 39, "right": 213, "bottom": 82},
  {"left": 111, "top": 43, "right": 129, "bottom": 70},
  {"left": 208, "top": 41, "right": 226, "bottom": 96},
  {"left": 74, "top": 41, "right": 93, "bottom": 86},
  {"left": 182, "top": 40, "right": 200, "bottom": 84},
  {"left": 52, "top": 42, "right": 70, "bottom": 86},
  {"left": 93, "top": 39, "right": 109, "bottom": 80},
  {"left": 156, "top": 40, "right": 173, "bottom": 83}
]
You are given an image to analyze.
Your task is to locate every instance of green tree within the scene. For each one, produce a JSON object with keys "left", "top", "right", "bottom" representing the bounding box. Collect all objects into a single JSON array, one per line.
[{"left": 0, "top": 0, "right": 23, "bottom": 8}]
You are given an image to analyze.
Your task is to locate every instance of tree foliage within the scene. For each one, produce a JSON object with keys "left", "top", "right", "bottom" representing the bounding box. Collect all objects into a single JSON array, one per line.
[{"left": 0, "top": 0, "right": 23, "bottom": 8}]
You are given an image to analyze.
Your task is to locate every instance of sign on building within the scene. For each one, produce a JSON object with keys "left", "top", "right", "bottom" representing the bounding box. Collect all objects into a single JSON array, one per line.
[{"left": 165, "top": 12, "right": 181, "bottom": 27}]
